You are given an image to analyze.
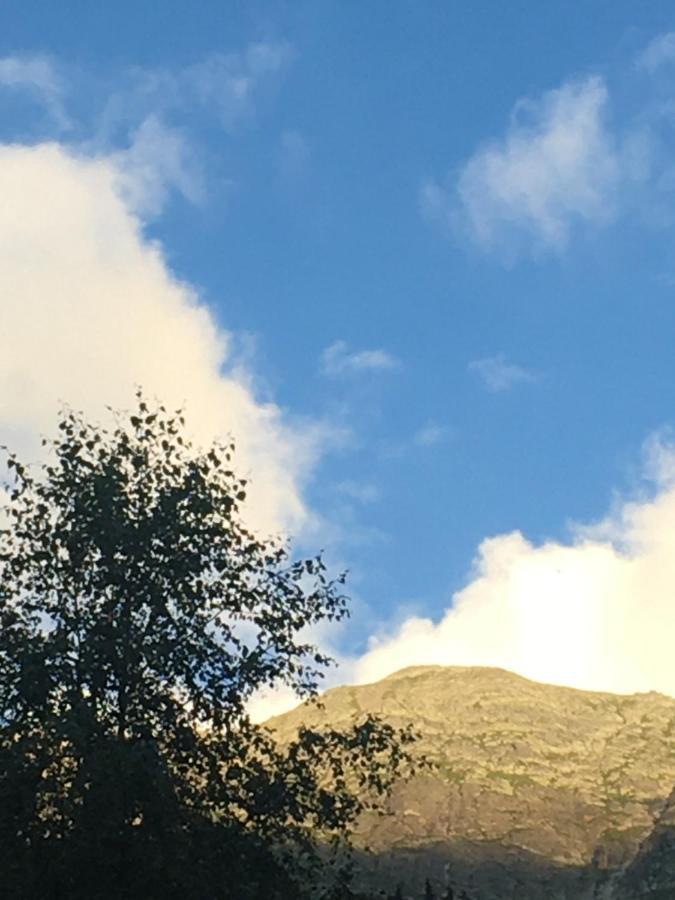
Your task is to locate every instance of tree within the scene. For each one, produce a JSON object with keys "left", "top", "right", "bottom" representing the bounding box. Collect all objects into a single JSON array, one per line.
[{"left": 0, "top": 395, "right": 420, "bottom": 899}]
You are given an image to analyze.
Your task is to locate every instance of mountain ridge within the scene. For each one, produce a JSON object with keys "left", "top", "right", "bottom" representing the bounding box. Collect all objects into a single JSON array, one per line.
[
  {"left": 266, "top": 665, "right": 675, "bottom": 898},
  {"left": 332, "top": 663, "right": 673, "bottom": 702}
]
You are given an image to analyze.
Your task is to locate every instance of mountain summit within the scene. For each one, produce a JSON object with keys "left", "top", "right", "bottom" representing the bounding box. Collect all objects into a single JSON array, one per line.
[{"left": 266, "top": 666, "right": 675, "bottom": 899}]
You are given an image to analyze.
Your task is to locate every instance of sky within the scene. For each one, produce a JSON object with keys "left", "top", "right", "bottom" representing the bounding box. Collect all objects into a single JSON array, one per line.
[{"left": 2, "top": 1, "right": 675, "bottom": 715}]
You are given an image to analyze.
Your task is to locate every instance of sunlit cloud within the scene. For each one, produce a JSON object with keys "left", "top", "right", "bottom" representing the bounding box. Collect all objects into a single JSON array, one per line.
[
  {"left": 254, "top": 434, "right": 675, "bottom": 720},
  {"left": 350, "top": 437, "right": 675, "bottom": 699},
  {"left": 0, "top": 142, "right": 327, "bottom": 536}
]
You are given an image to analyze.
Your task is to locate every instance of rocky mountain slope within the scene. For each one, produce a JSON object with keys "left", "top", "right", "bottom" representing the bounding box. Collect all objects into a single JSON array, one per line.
[{"left": 265, "top": 666, "right": 675, "bottom": 899}]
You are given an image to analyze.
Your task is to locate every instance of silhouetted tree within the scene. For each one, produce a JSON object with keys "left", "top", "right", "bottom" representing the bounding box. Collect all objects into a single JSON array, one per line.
[{"left": 0, "top": 394, "right": 420, "bottom": 899}]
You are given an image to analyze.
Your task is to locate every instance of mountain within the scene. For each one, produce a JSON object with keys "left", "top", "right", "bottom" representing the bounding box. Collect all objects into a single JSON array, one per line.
[{"left": 265, "top": 666, "right": 675, "bottom": 899}]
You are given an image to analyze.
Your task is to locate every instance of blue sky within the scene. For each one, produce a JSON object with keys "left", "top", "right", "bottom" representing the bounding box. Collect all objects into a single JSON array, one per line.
[{"left": 3, "top": 2, "right": 675, "bottom": 706}]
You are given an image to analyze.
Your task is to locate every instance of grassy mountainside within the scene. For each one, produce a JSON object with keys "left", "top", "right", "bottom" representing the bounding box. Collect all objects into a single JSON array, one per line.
[{"left": 265, "top": 666, "right": 675, "bottom": 899}]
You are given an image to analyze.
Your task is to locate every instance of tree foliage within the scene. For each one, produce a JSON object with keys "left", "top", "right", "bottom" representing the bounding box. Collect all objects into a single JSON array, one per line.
[{"left": 0, "top": 395, "right": 420, "bottom": 899}]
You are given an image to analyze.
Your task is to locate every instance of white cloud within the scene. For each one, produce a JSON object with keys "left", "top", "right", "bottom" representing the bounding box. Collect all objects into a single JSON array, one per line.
[
  {"left": 0, "top": 141, "right": 325, "bottom": 536},
  {"left": 251, "top": 436, "right": 675, "bottom": 719},
  {"left": 100, "top": 43, "right": 290, "bottom": 215},
  {"left": 637, "top": 32, "right": 675, "bottom": 72},
  {"left": 349, "top": 439, "right": 675, "bottom": 699},
  {"left": 109, "top": 115, "right": 205, "bottom": 216},
  {"left": 426, "top": 76, "right": 620, "bottom": 256},
  {"left": 0, "top": 43, "right": 291, "bottom": 217},
  {"left": 468, "top": 354, "right": 537, "bottom": 392},
  {"left": 320, "top": 340, "right": 400, "bottom": 378},
  {"left": 0, "top": 54, "right": 69, "bottom": 130}
]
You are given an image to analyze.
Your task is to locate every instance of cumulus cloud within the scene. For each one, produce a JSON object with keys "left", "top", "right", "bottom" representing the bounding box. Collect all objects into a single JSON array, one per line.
[
  {"left": 320, "top": 340, "right": 400, "bottom": 378},
  {"left": 251, "top": 435, "right": 675, "bottom": 719},
  {"left": 468, "top": 354, "right": 537, "bottom": 392},
  {"left": 350, "top": 440, "right": 675, "bottom": 699},
  {"left": 425, "top": 76, "right": 620, "bottom": 256},
  {"left": 0, "top": 54, "right": 69, "bottom": 130},
  {"left": 0, "top": 141, "right": 324, "bottom": 535}
]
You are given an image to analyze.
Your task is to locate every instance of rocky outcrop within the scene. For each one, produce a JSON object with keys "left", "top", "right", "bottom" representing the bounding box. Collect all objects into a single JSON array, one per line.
[{"left": 266, "top": 666, "right": 675, "bottom": 899}]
